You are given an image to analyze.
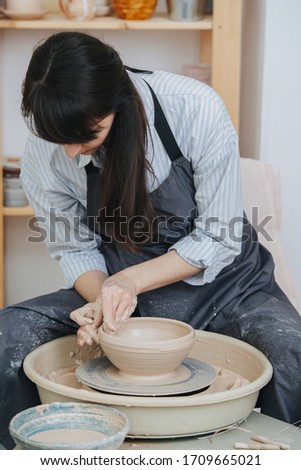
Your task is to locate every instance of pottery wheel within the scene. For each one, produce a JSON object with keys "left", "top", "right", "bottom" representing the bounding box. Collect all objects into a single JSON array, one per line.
[{"left": 76, "top": 357, "right": 217, "bottom": 397}]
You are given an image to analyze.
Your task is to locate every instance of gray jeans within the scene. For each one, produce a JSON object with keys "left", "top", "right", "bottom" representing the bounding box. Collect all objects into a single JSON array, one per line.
[
  {"left": 207, "top": 291, "right": 301, "bottom": 425},
  {"left": 0, "top": 289, "right": 82, "bottom": 449}
]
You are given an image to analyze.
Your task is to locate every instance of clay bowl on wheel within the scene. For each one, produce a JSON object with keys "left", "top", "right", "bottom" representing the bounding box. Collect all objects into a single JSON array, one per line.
[{"left": 98, "top": 317, "right": 195, "bottom": 380}]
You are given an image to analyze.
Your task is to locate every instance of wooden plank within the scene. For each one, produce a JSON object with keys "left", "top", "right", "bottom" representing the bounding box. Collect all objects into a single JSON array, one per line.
[
  {"left": 3, "top": 206, "right": 34, "bottom": 217},
  {"left": 0, "top": 13, "right": 212, "bottom": 31},
  {"left": 0, "top": 14, "right": 125, "bottom": 30},
  {"left": 124, "top": 16, "right": 212, "bottom": 30},
  {"left": 200, "top": 29, "right": 212, "bottom": 65},
  {"left": 211, "top": 0, "right": 243, "bottom": 131}
]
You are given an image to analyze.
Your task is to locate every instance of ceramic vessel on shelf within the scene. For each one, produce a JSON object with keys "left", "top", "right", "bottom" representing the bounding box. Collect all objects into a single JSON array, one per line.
[
  {"left": 59, "top": 0, "right": 96, "bottom": 20},
  {"left": 166, "top": 0, "right": 204, "bottom": 21},
  {"left": 3, "top": 159, "right": 28, "bottom": 207},
  {"left": 6, "top": 0, "right": 42, "bottom": 9},
  {"left": 9, "top": 402, "right": 130, "bottom": 450},
  {"left": 2, "top": 10, "right": 49, "bottom": 19},
  {"left": 98, "top": 317, "right": 195, "bottom": 379},
  {"left": 94, "top": 0, "right": 111, "bottom": 16},
  {"left": 112, "top": 0, "right": 157, "bottom": 20},
  {"left": 3, "top": 0, "right": 49, "bottom": 19}
]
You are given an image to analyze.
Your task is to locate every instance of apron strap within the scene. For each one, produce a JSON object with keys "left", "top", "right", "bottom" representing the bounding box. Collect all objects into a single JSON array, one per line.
[
  {"left": 126, "top": 66, "right": 183, "bottom": 162},
  {"left": 125, "top": 65, "right": 153, "bottom": 75},
  {"left": 144, "top": 81, "right": 183, "bottom": 162},
  {"left": 85, "top": 160, "right": 99, "bottom": 174}
]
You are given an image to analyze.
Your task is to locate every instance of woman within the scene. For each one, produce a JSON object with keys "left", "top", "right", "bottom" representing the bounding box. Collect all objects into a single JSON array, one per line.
[{"left": 0, "top": 31, "right": 300, "bottom": 449}]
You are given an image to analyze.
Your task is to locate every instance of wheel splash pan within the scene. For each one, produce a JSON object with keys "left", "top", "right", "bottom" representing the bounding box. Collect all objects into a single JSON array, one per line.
[{"left": 23, "top": 331, "right": 272, "bottom": 438}]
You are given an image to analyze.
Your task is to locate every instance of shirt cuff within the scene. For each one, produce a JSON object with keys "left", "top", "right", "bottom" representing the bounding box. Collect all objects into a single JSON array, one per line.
[
  {"left": 169, "top": 234, "right": 239, "bottom": 286},
  {"left": 59, "top": 251, "right": 108, "bottom": 288}
]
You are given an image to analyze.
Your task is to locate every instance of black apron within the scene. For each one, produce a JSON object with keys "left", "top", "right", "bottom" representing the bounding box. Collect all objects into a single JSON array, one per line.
[{"left": 85, "top": 82, "right": 285, "bottom": 329}]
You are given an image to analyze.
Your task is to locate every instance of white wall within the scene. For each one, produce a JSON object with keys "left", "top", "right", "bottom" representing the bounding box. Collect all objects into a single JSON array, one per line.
[
  {"left": 260, "top": 0, "right": 301, "bottom": 307},
  {"left": 240, "top": 0, "right": 301, "bottom": 307}
]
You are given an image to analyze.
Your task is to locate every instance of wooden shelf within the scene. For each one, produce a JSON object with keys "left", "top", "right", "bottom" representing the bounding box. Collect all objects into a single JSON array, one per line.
[
  {"left": 3, "top": 205, "right": 34, "bottom": 216},
  {"left": 0, "top": 13, "right": 213, "bottom": 31}
]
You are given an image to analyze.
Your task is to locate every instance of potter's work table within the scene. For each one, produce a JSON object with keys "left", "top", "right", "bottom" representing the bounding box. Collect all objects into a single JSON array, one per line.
[{"left": 121, "top": 411, "right": 301, "bottom": 450}]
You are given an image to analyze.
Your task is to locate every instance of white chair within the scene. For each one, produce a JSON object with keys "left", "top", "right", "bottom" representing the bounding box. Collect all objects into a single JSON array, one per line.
[{"left": 240, "top": 157, "right": 299, "bottom": 311}]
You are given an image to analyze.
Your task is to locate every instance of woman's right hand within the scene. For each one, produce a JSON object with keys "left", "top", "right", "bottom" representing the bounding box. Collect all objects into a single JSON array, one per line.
[{"left": 70, "top": 297, "right": 103, "bottom": 346}]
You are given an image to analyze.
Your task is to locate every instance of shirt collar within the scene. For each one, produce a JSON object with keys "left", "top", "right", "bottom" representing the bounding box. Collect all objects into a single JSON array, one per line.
[{"left": 76, "top": 146, "right": 106, "bottom": 169}]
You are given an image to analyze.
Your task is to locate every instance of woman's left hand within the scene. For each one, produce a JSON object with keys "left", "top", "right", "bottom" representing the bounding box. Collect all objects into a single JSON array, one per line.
[{"left": 100, "top": 272, "right": 138, "bottom": 335}]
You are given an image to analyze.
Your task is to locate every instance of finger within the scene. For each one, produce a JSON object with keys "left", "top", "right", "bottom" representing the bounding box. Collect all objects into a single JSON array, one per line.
[
  {"left": 101, "top": 291, "right": 116, "bottom": 332},
  {"left": 114, "top": 295, "right": 137, "bottom": 323},
  {"left": 102, "top": 293, "right": 137, "bottom": 334},
  {"left": 114, "top": 299, "right": 133, "bottom": 323},
  {"left": 70, "top": 306, "right": 93, "bottom": 322},
  {"left": 77, "top": 325, "right": 99, "bottom": 346},
  {"left": 77, "top": 328, "right": 93, "bottom": 347},
  {"left": 93, "top": 312, "right": 103, "bottom": 329},
  {"left": 70, "top": 305, "right": 95, "bottom": 326},
  {"left": 83, "top": 324, "right": 100, "bottom": 344},
  {"left": 93, "top": 296, "right": 104, "bottom": 329},
  {"left": 115, "top": 305, "right": 136, "bottom": 334},
  {"left": 103, "top": 301, "right": 136, "bottom": 336}
]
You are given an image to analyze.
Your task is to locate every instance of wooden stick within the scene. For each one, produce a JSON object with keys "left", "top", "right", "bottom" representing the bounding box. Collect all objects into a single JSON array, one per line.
[
  {"left": 251, "top": 434, "right": 291, "bottom": 450},
  {"left": 234, "top": 442, "right": 281, "bottom": 450}
]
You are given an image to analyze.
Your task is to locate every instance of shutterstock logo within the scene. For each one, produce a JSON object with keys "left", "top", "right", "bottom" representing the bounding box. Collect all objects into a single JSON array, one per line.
[{"left": 26, "top": 206, "right": 274, "bottom": 245}]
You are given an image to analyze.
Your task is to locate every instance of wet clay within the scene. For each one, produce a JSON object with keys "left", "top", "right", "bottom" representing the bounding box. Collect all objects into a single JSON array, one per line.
[
  {"left": 69, "top": 341, "right": 103, "bottom": 365},
  {"left": 98, "top": 318, "right": 195, "bottom": 378},
  {"left": 44, "top": 341, "right": 103, "bottom": 390}
]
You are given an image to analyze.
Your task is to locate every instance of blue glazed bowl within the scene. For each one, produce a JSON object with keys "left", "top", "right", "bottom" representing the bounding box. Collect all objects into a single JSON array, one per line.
[{"left": 9, "top": 402, "right": 130, "bottom": 450}]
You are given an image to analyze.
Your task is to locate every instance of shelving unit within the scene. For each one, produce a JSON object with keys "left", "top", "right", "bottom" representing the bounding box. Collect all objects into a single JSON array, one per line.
[
  {"left": 0, "top": 13, "right": 213, "bottom": 30},
  {"left": 2, "top": 206, "right": 34, "bottom": 216},
  {"left": 0, "top": 0, "right": 244, "bottom": 306}
]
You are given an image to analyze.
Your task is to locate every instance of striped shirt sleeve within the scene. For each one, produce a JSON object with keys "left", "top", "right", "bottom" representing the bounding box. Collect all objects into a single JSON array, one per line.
[{"left": 20, "top": 135, "right": 108, "bottom": 288}]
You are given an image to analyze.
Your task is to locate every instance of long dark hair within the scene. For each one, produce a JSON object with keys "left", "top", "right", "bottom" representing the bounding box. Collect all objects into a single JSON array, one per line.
[{"left": 21, "top": 31, "right": 156, "bottom": 251}]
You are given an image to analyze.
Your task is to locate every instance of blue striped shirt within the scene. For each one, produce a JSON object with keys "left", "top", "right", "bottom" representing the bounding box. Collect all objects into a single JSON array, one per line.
[{"left": 20, "top": 70, "right": 242, "bottom": 288}]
